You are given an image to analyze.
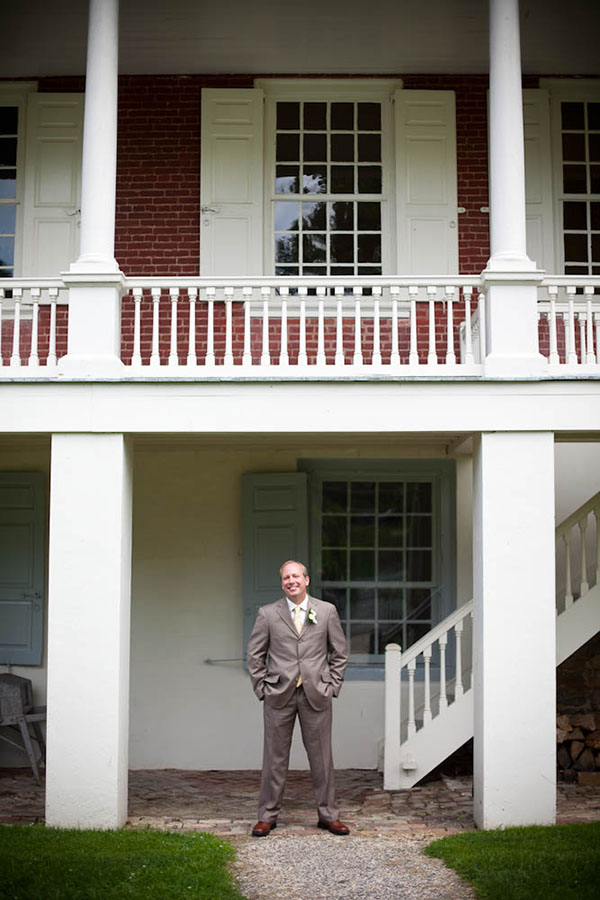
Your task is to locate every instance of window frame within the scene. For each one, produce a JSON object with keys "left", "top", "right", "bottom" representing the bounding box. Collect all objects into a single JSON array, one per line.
[
  {"left": 0, "top": 83, "right": 36, "bottom": 280},
  {"left": 541, "top": 78, "right": 600, "bottom": 275},
  {"left": 301, "top": 457, "right": 456, "bottom": 680},
  {"left": 257, "top": 79, "right": 402, "bottom": 279}
]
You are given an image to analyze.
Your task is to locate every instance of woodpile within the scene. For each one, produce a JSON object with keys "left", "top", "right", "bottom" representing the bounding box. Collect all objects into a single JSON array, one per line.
[{"left": 557, "top": 713, "right": 600, "bottom": 782}]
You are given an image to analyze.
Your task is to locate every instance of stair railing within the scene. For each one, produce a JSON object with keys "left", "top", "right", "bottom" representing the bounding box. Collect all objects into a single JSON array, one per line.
[
  {"left": 384, "top": 599, "right": 473, "bottom": 789},
  {"left": 555, "top": 491, "right": 600, "bottom": 613}
]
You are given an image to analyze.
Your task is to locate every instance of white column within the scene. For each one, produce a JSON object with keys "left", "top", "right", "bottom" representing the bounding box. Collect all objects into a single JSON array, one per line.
[
  {"left": 483, "top": 0, "right": 544, "bottom": 375},
  {"left": 472, "top": 432, "right": 556, "bottom": 829},
  {"left": 71, "top": 0, "right": 120, "bottom": 273},
  {"left": 61, "top": 0, "right": 124, "bottom": 376},
  {"left": 46, "top": 434, "right": 132, "bottom": 829}
]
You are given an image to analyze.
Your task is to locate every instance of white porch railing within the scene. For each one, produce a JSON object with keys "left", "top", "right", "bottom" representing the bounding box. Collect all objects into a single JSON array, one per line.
[
  {"left": 121, "top": 276, "right": 484, "bottom": 377},
  {"left": 0, "top": 281, "right": 68, "bottom": 374},
  {"left": 537, "top": 277, "right": 600, "bottom": 371},
  {"left": 1, "top": 274, "right": 600, "bottom": 379}
]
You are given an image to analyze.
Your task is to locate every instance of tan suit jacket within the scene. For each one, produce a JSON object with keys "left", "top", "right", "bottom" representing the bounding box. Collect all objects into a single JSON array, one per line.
[{"left": 247, "top": 595, "right": 348, "bottom": 712}]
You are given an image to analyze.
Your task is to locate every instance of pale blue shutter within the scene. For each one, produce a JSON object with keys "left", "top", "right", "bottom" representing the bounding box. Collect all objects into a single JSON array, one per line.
[
  {"left": 0, "top": 473, "right": 46, "bottom": 665},
  {"left": 242, "top": 473, "right": 308, "bottom": 651}
]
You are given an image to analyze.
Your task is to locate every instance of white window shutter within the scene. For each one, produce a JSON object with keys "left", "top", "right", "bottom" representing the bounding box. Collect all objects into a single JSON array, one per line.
[
  {"left": 394, "top": 90, "right": 458, "bottom": 275},
  {"left": 523, "top": 89, "right": 555, "bottom": 272},
  {"left": 20, "top": 94, "right": 83, "bottom": 277},
  {"left": 200, "top": 88, "right": 264, "bottom": 276}
]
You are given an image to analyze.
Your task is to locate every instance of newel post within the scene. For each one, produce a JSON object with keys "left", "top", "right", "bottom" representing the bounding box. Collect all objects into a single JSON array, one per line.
[{"left": 384, "top": 643, "right": 402, "bottom": 790}]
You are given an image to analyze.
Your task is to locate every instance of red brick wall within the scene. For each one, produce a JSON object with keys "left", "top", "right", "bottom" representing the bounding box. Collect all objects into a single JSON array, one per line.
[{"left": 38, "top": 73, "right": 498, "bottom": 277}]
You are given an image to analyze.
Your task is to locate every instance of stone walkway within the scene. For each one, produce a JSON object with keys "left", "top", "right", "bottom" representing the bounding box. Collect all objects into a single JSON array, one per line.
[{"left": 1, "top": 767, "right": 599, "bottom": 835}]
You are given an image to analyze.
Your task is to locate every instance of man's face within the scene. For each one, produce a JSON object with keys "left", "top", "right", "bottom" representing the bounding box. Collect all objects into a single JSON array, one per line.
[{"left": 281, "top": 563, "right": 309, "bottom": 605}]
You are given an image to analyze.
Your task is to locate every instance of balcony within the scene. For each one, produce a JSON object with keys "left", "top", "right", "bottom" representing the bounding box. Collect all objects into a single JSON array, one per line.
[{"left": 1, "top": 275, "right": 600, "bottom": 381}]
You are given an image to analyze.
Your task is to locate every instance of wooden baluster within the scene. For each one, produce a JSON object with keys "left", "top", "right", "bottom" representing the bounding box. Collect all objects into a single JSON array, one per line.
[
  {"left": 298, "top": 286, "right": 308, "bottom": 367},
  {"left": 47, "top": 288, "right": 58, "bottom": 367},
  {"left": 261, "top": 286, "right": 271, "bottom": 366},
  {"left": 438, "top": 633, "right": 448, "bottom": 712},
  {"left": 462, "top": 285, "right": 474, "bottom": 365},
  {"left": 585, "top": 285, "right": 595, "bottom": 365},
  {"left": 390, "top": 285, "right": 400, "bottom": 367},
  {"left": 131, "top": 288, "right": 142, "bottom": 367},
  {"left": 478, "top": 290, "right": 487, "bottom": 361},
  {"left": 242, "top": 286, "right": 252, "bottom": 367},
  {"left": 334, "top": 286, "right": 345, "bottom": 367},
  {"left": 445, "top": 285, "right": 456, "bottom": 365},
  {"left": 10, "top": 288, "right": 22, "bottom": 367},
  {"left": 29, "top": 288, "right": 40, "bottom": 366},
  {"left": 353, "top": 286, "right": 363, "bottom": 366},
  {"left": 596, "top": 312, "right": 600, "bottom": 365},
  {"left": 150, "top": 287, "right": 161, "bottom": 367},
  {"left": 564, "top": 530, "right": 573, "bottom": 608},
  {"left": 187, "top": 287, "right": 197, "bottom": 367},
  {"left": 455, "top": 620, "right": 466, "bottom": 699},
  {"left": 223, "top": 287, "right": 234, "bottom": 367},
  {"left": 548, "top": 285, "right": 559, "bottom": 365},
  {"left": 579, "top": 517, "right": 589, "bottom": 596},
  {"left": 423, "top": 646, "right": 432, "bottom": 725},
  {"left": 566, "top": 285, "right": 577, "bottom": 365},
  {"left": 316, "top": 286, "right": 326, "bottom": 367},
  {"left": 427, "top": 285, "right": 438, "bottom": 365},
  {"left": 205, "top": 287, "right": 216, "bottom": 368},
  {"left": 279, "top": 286, "right": 289, "bottom": 367},
  {"left": 168, "top": 287, "right": 179, "bottom": 367},
  {"left": 409, "top": 285, "right": 419, "bottom": 365},
  {"left": 372, "top": 286, "right": 382, "bottom": 367},
  {"left": 407, "top": 659, "right": 416, "bottom": 738},
  {"left": 578, "top": 312, "right": 586, "bottom": 365}
]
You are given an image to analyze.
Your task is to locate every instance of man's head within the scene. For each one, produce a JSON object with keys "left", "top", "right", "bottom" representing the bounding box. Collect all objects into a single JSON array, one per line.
[{"left": 280, "top": 560, "right": 309, "bottom": 605}]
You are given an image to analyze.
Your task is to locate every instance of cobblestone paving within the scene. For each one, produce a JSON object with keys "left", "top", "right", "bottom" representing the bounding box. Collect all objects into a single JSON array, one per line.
[{"left": 1, "top": 767, "right": 599, "bottom": 835}]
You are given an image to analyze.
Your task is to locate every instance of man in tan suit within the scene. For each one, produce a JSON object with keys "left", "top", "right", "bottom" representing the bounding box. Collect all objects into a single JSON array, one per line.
[{"left": 247, "top": 559, "right": 349, "bottom": 836}]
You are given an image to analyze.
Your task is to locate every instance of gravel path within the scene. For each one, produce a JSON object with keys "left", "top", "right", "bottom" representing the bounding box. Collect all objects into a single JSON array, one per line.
[{"left": 230, "top": 832, "right": 475, "bottom": 900}]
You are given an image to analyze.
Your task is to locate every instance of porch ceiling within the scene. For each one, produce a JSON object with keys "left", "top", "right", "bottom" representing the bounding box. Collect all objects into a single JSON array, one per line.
[{"left": 3, "top": 0, "right": 600, "bottom": 78}]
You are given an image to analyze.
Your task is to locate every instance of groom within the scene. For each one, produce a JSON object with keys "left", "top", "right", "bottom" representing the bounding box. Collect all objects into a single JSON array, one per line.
[{"left": 246, "top": 559, "right": 349, "bottom": 836}]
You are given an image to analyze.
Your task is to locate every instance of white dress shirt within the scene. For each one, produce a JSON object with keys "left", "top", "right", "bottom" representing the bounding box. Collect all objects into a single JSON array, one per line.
[{"left": 286, "top": 596, "right": 308, "bottom": 627}]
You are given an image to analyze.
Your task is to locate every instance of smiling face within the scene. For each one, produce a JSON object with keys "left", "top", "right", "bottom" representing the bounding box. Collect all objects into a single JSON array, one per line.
[{"left": 280, "top": 561, "right": 309, "bottom": 605}]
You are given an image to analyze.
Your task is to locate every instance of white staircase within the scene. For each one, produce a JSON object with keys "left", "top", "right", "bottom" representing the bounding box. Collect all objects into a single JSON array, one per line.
[{"left": 383, "top": 491, "right": 600, "bottom": 790}]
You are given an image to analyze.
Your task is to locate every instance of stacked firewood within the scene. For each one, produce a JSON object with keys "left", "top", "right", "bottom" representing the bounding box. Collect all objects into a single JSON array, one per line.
[{"left": 557, "top": 713, "right": 600, "bottom": 781}]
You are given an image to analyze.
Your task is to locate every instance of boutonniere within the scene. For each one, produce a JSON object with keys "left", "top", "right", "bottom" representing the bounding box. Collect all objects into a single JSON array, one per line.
[{"left": 307, "top": 608, "right": 317, "bottom": 625}]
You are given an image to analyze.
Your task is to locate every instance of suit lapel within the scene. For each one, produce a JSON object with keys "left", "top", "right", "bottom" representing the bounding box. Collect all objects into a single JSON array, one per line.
[{"left": 276, "top": 597, "right": 300, "bottom": 638}]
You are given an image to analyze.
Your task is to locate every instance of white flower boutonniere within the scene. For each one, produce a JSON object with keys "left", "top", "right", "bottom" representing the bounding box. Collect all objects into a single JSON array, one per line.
[{"left": 307, "top": 608, "right": 317, "bottom": 625}]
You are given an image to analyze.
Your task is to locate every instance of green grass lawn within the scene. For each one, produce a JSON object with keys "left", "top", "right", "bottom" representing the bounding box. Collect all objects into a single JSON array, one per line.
[
  {"left": 0, "top": 825, "right": 248, "bottom": 900},
  {"left": 425, "top": 821, "right": 600, "bottom": 900}
]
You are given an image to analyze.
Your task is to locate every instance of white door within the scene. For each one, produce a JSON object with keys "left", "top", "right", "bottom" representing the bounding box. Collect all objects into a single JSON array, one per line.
[{"left": 20, "top": 94, "right": 83, "bottom": 276}]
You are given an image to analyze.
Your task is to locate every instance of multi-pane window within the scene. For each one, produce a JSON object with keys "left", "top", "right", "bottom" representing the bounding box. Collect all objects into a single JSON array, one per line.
[
  {"left": 273, "top": 100, "right": 383, "bottom": 278},
  {"left": 317, "top": 479, "right": 436, "bottom": 660},
  {"left": 0, "top": 107, "right": 18, "bottom": 278},
  {"left": 560, "top": 101, "right": 600, "bottom": 276}
]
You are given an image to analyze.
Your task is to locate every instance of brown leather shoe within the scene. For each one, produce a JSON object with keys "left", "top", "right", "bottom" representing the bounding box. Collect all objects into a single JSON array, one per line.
[
  {"left": 251, "top": 820, "right": 277, "bottom": 837},
  {"left": 318, "top": 818, "right": 350, "bottom": 835}
]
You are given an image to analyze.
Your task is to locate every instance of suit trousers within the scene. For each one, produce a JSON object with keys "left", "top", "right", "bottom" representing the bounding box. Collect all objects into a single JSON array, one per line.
[{"left": 258, "top": 685, "right": 339, "bottom": 823}]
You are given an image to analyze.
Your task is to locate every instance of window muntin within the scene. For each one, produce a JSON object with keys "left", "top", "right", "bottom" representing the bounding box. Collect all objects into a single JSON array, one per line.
[
  {"left": 273, "top": 100, "right": 384, "bottom": 278},
  {"left": 559, "top": 100, "right": 600, "bottom": 276},
  {"left": 0, "top": 106, "right": 18, "bottom": 278},
  {"left": 317, "top": 478, "right": 438, "bottom": 662}
]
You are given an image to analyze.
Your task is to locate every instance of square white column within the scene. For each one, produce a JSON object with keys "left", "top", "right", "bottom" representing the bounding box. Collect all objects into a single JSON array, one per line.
[
  {"left": 46, "top": 434, "right": 132, "bottom": 829},
  {"left": 473, "top": 431, "right": 556, "bottom": 828}
]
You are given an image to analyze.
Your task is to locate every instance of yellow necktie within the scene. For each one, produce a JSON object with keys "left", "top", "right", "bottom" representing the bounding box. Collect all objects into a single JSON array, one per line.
[{"left": 293, "top": 607, "right": 303, "bottom": 686}]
